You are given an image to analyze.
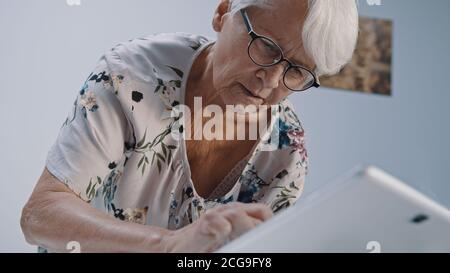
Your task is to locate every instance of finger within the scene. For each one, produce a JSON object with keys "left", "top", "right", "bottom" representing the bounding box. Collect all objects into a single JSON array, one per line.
[
  {"left": 251, "top": 217, "right": 263, "bottom": 226},
  {"left": 200, "top": 212, "right": 232, "bottom": 240},
  {"left": 225, "top": 202, "right": 273, "bottom": 221},
  {"left": 222, "top": 210, "right": 256, "bottom": 240},
  {"left": 244, "top": 205, "right": 273, "bottom": 221},
  {"left": 190, "top": 215, "right": 232, "bottom": 253}
]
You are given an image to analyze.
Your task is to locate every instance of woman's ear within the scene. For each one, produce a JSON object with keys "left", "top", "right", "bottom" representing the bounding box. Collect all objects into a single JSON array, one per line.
[{"left": 212, "top": 0, "right": 231, "bottom": 32}]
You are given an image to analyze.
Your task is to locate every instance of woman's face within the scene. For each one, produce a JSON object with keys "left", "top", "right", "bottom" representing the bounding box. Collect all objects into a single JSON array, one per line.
[{"left": 211, "top": 0, "right": 316, "bottom": 107}]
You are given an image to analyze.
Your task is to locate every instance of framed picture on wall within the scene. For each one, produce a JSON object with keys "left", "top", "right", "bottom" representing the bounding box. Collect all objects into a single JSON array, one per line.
[{"left": 320, "top": 16, "right": 393, "bottom": 96}]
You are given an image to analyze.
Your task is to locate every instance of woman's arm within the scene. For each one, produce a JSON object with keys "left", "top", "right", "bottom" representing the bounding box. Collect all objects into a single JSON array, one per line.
[
  {"left": 21, "top": 167, "right": 273, "bottom": 253},
  {"left": 20, "top": 167, "right": 171, "bottom": 252}
]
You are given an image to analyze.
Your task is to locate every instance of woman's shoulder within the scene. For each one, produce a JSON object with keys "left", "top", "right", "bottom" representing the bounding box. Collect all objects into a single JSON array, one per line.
[
  {"left": 87, "top": 33, "right": 215, "bottom": 135},
  {"left": 277, "top": 98, "right": 306, "bottom": 130},
  {"left": 110, "top": 32, "right": 213, "bottom": 57},
  {"left": 102, "top": 32, "right": 214, "bottom": 83}
]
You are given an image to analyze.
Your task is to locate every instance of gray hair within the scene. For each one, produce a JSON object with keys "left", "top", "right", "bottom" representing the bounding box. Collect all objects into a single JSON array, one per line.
[{"left": 229, "top": 0, "right": 359, "bottom": 76}]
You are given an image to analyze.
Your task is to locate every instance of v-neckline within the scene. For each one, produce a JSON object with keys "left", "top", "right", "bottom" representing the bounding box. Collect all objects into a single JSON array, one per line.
[{"left": 178, "top": 38, "right": 276, "bottom": 203}]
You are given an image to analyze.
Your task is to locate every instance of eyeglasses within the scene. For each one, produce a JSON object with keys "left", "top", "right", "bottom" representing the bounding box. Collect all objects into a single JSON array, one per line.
[{"left": 240, "top": 9, "right": 320, "bottom": 92}]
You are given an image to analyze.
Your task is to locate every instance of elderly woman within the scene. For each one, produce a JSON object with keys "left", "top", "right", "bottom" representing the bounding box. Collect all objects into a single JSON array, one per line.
[{"left": 21, "top": 0, "right": 358, "bottom": 252}]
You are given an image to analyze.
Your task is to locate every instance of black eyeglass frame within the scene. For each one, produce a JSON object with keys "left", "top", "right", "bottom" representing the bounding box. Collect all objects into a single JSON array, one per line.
[{"left": 240, "top": 8, "right": 320, "bottom": 92}]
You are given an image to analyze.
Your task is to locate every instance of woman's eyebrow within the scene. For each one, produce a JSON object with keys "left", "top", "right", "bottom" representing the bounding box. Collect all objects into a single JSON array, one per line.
[
  {"left": 253, "top": 22, "right": 313, "bottom": 71},
  {"left": 281, "top": 41, "right": 316, "bottom": 70},
  {"left": 284, "top": 46, "right": 311, "bottom": 68},
  {"left": 257, "top": 24, "right": 313, "bottom": 69},
  {"left": 290, "top": 54, "right": 308, "bottom": 67},
  {"left": 278, "top": 40, "right": 311, "bottom": 67}
]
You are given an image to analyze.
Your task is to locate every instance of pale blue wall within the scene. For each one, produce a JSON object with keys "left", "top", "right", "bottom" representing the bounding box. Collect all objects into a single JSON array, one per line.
[
  {"left": 294, "top": 0, "right": 450, "bottom": 204},
  {"left": 1, "top": 0, "right": 449, "bottom": 252}
]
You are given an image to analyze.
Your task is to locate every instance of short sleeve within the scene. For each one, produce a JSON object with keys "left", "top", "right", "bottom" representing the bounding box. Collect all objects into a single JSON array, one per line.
[
  {"left": 45, "top": 55, "right": 131, "bottom": 202},
  {"left": 265, "top": 167, "right": 307, "bottom": 213},
  {"left": 250, "top": 99, "right": 309, "bottom": 214}
]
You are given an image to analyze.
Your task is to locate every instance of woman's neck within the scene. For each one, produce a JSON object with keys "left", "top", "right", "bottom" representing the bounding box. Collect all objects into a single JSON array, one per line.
[{"left": 185, "top": 42, "right": 271, "bottom": 151}]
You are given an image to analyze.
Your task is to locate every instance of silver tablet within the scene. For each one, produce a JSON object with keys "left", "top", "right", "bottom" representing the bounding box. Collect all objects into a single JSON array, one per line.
[{"left": 217, "top": 165, "right": 450, "bottom": 253}]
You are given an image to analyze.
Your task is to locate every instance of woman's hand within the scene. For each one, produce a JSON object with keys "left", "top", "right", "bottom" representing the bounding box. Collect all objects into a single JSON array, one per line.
[{"left": 162, "top": 202, "right": 274, "bottom": 252}]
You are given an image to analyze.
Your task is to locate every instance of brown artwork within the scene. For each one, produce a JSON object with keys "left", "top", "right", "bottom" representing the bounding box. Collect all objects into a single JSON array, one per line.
[{"left": 320, "top": 16, "right": 393, "bottom": 96}]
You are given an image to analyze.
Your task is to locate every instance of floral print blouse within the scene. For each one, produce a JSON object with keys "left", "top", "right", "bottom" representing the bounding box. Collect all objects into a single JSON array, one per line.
[{"left": 44, "top": 32, "right": 309, "bottom": 243}]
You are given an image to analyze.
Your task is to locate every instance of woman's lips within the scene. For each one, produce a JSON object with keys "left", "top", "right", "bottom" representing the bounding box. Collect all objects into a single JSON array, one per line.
[{"left": 239, "top": 83, "right": 264, "bottom": 103}]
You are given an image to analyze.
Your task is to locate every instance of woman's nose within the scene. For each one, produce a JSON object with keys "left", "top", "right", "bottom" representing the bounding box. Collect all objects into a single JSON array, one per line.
[{"left": 256, "top": 63, "right": 285, "bottom": 89}]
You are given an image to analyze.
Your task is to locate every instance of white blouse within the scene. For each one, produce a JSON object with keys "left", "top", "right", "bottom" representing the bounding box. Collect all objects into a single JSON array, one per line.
[{"left": 45, "top": 32, "right": 309, "bottom": 234}]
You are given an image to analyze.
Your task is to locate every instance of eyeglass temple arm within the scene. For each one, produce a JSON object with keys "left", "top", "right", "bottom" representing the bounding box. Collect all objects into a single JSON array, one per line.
[
  {"left": 240, "top": 9, "right": 254, "bottom": 34},
  {"left": 313, "top": 78, "right": 321, "bottom": 88}
]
